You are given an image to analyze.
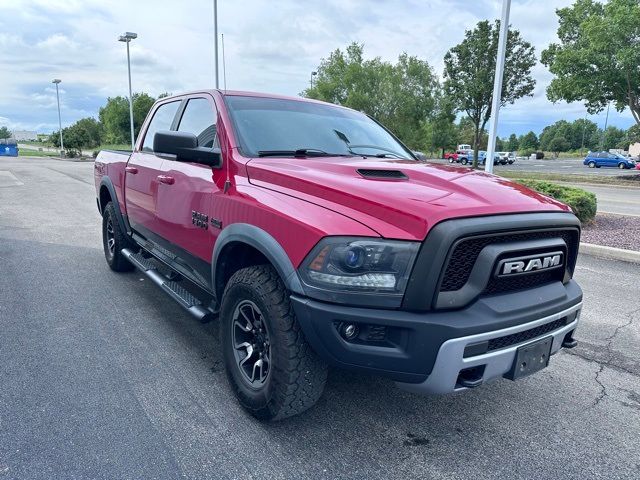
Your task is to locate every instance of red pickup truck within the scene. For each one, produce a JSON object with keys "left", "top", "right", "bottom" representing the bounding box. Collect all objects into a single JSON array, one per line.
[{"left": 95, "top": 90, "right": 583, "bottom": 420}]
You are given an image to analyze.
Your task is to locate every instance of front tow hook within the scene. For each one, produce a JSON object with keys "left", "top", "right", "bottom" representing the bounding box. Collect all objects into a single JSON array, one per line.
[
  {"left": 458, "top": 377, "right": 483, "bottom": 388},
  {"left": 562, "top": 331, "right": 578, "bottom": 349}
]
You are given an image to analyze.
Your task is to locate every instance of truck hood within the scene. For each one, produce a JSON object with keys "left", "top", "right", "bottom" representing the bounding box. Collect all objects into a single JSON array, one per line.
[{"left": 246, "top": 157, "right": 572, "bottom": 240}]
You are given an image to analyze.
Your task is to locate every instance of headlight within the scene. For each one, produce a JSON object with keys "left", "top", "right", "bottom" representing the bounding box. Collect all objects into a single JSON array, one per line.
[{"left": 299, "top": 237, "right": 420, "bottom": 307}]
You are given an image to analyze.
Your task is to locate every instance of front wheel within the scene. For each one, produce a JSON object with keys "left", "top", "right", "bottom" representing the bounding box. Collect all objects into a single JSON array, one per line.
[
  {"left": 588, "top": 161, "right": 596, "bottom": 168},
  {"left": 220, "top": 265, "right": 327, "bottom": 421},
  {"left": 618, "top": 163, "right": 627, "bottom": 169},
  {"left": 461, "top": 158, "right": 468, "bottom": 165}
]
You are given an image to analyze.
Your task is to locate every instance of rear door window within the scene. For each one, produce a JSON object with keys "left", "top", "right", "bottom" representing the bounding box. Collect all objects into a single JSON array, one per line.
[
  {"left": 141, "top": 101, "right": 181, "bottom": 152},
  {"left": 177, "top": 98, "right": 218, "bottom": 148}
]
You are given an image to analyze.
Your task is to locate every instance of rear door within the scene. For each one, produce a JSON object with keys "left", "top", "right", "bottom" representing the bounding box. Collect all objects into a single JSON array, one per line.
[
  {"left": 603, "top": 152, "right": 616, "bottom": 167},
  {"left": 155, "top": 95, "right": 222, "bottom": 284},
  {"left": 125, "top": 100, "right": 181, "bottom": 235}
]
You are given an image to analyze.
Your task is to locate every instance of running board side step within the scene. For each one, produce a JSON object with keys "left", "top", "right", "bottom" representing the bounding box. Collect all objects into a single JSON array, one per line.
[{"left": 122, "top": 248, "right": 216, "bottom": 323}]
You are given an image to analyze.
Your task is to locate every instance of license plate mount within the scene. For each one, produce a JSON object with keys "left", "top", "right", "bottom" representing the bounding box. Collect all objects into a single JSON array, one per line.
[{"left": 505, "top": 336, "right": 553, "bottom": 381}]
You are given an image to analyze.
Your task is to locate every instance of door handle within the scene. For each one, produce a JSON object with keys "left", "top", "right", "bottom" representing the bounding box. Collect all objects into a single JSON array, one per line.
[
  {"left": 157, "top": 175, "right": 175, "bottom": 185},
  {"left": 125, "top": 166, "right": 138, "bottom": 174}
]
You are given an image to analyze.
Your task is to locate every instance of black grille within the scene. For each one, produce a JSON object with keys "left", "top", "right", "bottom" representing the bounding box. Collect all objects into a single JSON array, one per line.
[
  {"left": 357, "top": 169, "right": 407, "bottom": 179},
  {"left": 487, "top": 317, "right": 568, "bottom": 352},
  {"left": 439, "top": 229, "right": 579, "bottom": 293},
  {"left": 484, "top": 270, "right": 560, "bottom": 295}
]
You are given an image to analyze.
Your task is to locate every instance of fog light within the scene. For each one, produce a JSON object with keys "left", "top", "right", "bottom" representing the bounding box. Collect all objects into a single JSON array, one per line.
[{"left": 341, "top": 323, "right": 359, "bottom": 340}]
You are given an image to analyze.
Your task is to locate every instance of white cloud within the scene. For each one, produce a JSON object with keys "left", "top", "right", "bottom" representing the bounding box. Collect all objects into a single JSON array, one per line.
[{"left": 0, "top": 0, "right": 635, "bottom": 135}]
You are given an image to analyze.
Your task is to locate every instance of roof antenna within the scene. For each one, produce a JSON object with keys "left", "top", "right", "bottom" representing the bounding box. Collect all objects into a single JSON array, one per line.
[{"left": 221, "top": 33, "right": 227, "bottom": 92}]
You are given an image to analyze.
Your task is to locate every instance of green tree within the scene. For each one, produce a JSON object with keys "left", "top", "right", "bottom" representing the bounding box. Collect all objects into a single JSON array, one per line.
[
  {"left": 457, "top": 116, "right": 487, "bottom": 150},
  {"left": 549, "top": 136, "right": 571, "bottom": 157},
  {"left": 51, "top": 117, "right": 102, "bottom": 156},
  {"left": 303, "top": 43, "right": 437, "bottom": 148},
  {"left": 99, "top": 92, "right": 156, "bottom": 144},
  {"left": 423, "top": 92, "right": 458, "bottom": 157},
  {"left": 542, "top": 0, "right": 640, "bottom": 125},
  {"left": 626, "top": 124, "right": 640, "bottom": 144},
  {"left": 99, "top": 96, "right": 129, "bottom": 144},
  {"left": 539, "top": 120, "right": 572, "bottom": 151},
  {"left": 601, "top": 125, "right": 627, "bottom": 150},
  {"left": 518, "top": 131, "right": 539, "bottom": 153},
  {"left": 572, "top": 118, "right": 600, "bottom": 151},
  {"left": 506, "top": 133, "right": 519, "bottom": 151},
  {"left": 0, "top": 126, "right": 12, "bottom": 139},
  {"left": 444, "top": 20, "right": 536, "bottom": 167}
]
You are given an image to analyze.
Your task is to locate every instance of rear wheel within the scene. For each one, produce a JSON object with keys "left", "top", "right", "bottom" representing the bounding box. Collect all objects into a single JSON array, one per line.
[
  {"left": 448, "top": 158, "right": 454, "bottom": 163},
  {"left": 461, "top": 158, "right": 468, "bottom": 165},
  {"left": 102, "top": 202, "right": 135, "bottom": 272},
  {"left": 588, "top": 161, "right": 596, "bottom": 168},
  {"left": 220, "top": 265, "right": 327, "bottom": 421}
]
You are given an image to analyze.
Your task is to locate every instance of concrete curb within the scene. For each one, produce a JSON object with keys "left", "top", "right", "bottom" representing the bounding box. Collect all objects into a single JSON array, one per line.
[{"left": 580, "top": 242, "right": 640, "bottom": 264}]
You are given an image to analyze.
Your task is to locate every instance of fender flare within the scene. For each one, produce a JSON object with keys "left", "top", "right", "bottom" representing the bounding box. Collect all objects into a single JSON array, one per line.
[
  {"left": 98, "top": 176, "right": 131, "bottom": 235},
  {"left": 212, "top": 223, "right": 305, "bottom": 297}
]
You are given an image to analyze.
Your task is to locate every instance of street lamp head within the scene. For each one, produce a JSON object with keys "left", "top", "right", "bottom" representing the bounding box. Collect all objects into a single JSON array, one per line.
[
  {"left": 52, "top": 79, "right": 61, "bottom": 84},
  {"left": 118, "top": 33, "right": 137, "bottom": 43},
  {"left": 118, "top": 32, "right": 138, "bottom": 42},
  {"left": 312, "top": 71, "right": 317, "bottom": 76}
]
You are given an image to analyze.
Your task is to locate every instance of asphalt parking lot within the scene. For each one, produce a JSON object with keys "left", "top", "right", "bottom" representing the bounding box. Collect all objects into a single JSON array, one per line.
[
  {"left": 430, "top": 156, "right": 640, "bottom": 177},
  {"left": 1, "top": 157, "right": 639, "bottom": 480}
]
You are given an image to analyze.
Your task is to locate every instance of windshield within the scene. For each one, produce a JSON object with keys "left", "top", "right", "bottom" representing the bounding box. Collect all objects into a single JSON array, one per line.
[{"left": 224, "top": 95, "right": 414, "bottom": 159}]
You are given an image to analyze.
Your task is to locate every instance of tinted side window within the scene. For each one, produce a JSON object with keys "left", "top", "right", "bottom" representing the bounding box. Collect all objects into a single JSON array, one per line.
[
  {"left": 177, "top": 98, "right": 218, "bottom": 148},
  {"left": 142, "top": 101, "right": 180, "bottom": 152}
]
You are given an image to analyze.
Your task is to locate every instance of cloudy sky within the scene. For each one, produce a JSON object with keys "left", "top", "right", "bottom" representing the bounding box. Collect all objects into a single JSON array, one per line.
[{"left": 0, "top": 0, "right": 635, "bottom": 136}]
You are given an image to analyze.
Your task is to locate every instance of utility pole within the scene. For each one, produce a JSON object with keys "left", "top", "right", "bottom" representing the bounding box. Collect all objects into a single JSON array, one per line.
[
  {"left": 580, "top": 112, "right": 587, "bottom": 156},
  {"left": 119, "top": 32, "right": 138, "bottom": 151},
  {"left": 601, "top": 102, "right": 610, "bottom": 151},
  {"left": 484, "top": 0, "right": 511, "bottom": 174},
  {"left": 52, "top": 79, "right": 64, "bottom": 154},
  {"left": 214, "top": 0, "right": 219, "bottom": 89}
]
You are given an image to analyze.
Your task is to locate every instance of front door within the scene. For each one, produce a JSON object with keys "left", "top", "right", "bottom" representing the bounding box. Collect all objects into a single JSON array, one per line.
[
  {"left": 155, "top": 95, "right": 222, "bottom": 284},
  {"left": 124, "top": 100, "right": 181, "bottom": 235}
]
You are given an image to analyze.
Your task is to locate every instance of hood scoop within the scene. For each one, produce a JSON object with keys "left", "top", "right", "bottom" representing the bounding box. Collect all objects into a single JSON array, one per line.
[{"left": 356, "top": 168, "right": 408, "bottom": 180}]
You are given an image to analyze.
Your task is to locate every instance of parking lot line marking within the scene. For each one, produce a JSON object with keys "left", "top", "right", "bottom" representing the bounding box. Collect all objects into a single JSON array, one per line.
[{"left": 0, "top": 171, "right": 23, "bottom": 187}]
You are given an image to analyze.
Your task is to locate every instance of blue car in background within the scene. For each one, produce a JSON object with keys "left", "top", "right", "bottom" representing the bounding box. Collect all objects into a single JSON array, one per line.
[{"left": 583, "top": 151, "right": 636, "bottom": 169}]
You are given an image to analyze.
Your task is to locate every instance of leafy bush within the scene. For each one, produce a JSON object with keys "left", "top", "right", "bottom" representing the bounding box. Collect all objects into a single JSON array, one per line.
[{"left": 516, "top": 179, "right": 597, "bottom": 223}]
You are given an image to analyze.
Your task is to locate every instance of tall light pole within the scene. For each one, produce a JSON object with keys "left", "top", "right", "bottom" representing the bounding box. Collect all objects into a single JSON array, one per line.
[
  {"left": 601, "top": 102, "right": 611, "bottom": 151},
  {"left": 119, "top": 32, "right": 138, "bottom": 151},
  {"left": 52, "top": 79, "right": 64, "bottom": 154},
  {"left": 310, "top": 71, "right": 317, "bottom": 89},
  {"left": 580, "top": 111, "right": 588, "bottom": 156},
  {"left": 485, "top": 0, "right": 511, "bottom": 174},
  {"left": 214, "top": 0, "right": 219, "bottom": 88}
]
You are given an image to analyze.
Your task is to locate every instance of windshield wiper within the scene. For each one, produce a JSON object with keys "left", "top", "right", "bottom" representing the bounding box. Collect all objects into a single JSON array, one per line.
[
  {"left": 346, "top": 144, "right": 410, "bottom": 159},
  {"left": 257, "top": 148, "right": 350, "bottom": 158}
]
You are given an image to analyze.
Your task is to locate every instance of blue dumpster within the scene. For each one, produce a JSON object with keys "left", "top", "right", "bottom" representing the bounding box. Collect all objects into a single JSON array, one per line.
[{"left": 0, "top": 138, "right": 18, "bottom": 157}]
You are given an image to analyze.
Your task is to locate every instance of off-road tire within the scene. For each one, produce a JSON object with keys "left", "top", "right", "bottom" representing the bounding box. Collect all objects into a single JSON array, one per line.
[
  {"left": 102, "top": 202, "right": 135, "bottom": 272},
  {"left": 220, "top": 265, "right": 327, "bottom": 421}
]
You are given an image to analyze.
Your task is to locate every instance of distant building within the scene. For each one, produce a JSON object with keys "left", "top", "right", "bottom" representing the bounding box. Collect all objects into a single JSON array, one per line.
[{"left": 13, "top": 130, "right": 38, "bottom": 141}]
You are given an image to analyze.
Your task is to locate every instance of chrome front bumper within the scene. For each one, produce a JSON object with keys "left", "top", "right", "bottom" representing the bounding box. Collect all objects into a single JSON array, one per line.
[{"left": 396, "top": 302, "right": 582, "bottom": 394}]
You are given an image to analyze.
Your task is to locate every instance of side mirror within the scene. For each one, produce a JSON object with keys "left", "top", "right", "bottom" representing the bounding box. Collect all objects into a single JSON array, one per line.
[{"left": 153, "top": 130, "right": 222, "bottom": 168}]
